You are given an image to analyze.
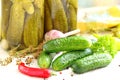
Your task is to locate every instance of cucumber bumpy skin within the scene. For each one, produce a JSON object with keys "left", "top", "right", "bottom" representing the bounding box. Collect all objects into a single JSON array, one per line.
[
  {"left": 52, "top": 48, "right": 92, "bottom": 71},
  {"left": 43, "top": 36, "right": 92, "bottom": 53},
  {"left": 71, "top": 53, "right": 112, "bottom": 74},
  {"left": 37, "top": 51, "right": 52, "bottom": 68}
]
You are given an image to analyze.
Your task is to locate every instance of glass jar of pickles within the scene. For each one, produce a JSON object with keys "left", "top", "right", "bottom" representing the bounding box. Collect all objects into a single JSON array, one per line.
[
  {"left": 2, "top": 0, "right": 44, "bottom": 49},
  {"left": 44, "top": 0, "right": 78, "bottom": 32},
  {"left": 1, "top": 0, "right": 78, "bottom": 50}
]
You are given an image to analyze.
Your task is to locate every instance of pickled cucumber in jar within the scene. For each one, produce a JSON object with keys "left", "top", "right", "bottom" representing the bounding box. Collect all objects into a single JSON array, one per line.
[
  {"left": 44, "top": 0, "right": 78, "bottom": 33},
  {"left": 1, "top": 0, "right": 44, "bottom": 49}
]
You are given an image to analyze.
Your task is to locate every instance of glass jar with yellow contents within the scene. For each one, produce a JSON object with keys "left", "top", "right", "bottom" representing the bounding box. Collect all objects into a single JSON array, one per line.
[
  {"left": 44, "top": 0, "right": 78, "bottom": 33},
  {"left": 1, "top": 0, "right": 44, "bottom": 49},
  {"left": 1, "top": 0, "right": 78, "bottom": 50}
]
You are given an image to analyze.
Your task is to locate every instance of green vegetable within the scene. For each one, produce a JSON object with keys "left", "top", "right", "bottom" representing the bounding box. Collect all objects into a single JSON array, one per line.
[
  {"left": 71, "top": 53, "right": 112, "bottom": 74},
  {"left": 43, "top": 36, "right": 92, "bottom": 53},
  {"left": 37, "top": 51, "right": 52, "bottom": 68},
  {"left": 52, "top": 48, "right": 92, "bottom": 71},
  {"left": 91, "top": 35, "right": 117, "bottom": 58},
  {"left": 115, "top": 38, "right": 120, "bottom": 51}
]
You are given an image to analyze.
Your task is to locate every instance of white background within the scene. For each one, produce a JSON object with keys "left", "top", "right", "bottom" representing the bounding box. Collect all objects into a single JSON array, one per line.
[{"left": 1, "top": 1, "right": 120, "bottom": 80}]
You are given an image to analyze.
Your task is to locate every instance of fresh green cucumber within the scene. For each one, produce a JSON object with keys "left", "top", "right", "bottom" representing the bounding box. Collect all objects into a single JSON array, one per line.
[
  {"left": 37, "top": 51, "right": 52, "bottom": 68},
  {"left": 71, "top": 53, "right": 112, "bottom": 74},
  {"left": 43, "top": 36, "right": 92, "bottom": 53},
  {"left": 52, "top": 48, "right": 92, "bottom": 71}
]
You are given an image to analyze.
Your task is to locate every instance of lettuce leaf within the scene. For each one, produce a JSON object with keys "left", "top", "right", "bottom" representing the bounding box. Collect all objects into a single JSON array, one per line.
[{"left": 91, "top": 35, "right": 117, "bottom": 58}]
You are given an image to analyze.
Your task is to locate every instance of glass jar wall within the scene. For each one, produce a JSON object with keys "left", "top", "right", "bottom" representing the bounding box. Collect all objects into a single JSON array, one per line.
[
  {"left": 1, "top": 0, "right": 44, "bottom": 49},
  {"left": 1, "top": 0, "right": 78, "bottom": 50},
  {"left": 44, "top": 0, "right": 78, "bottom": 33}
]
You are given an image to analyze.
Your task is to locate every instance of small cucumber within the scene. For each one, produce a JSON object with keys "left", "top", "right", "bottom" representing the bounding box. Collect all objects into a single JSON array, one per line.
[
  {"left": 43, "top": 36, "right": 92, "bottom": 53},
  {"left": 71, "top": 53, "right": 112, "bottom": 74},
  {"left": 52, "top": 48, "right": 92, "bottom": 71},
  {"left": 37, "top": 51, "right": 52, "bottom": 68}
]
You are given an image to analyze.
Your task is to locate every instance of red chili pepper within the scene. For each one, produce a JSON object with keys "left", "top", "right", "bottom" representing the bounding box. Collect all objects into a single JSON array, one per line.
[{"left": 18, "top": 62, "right": 51, "bottom": 78}]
